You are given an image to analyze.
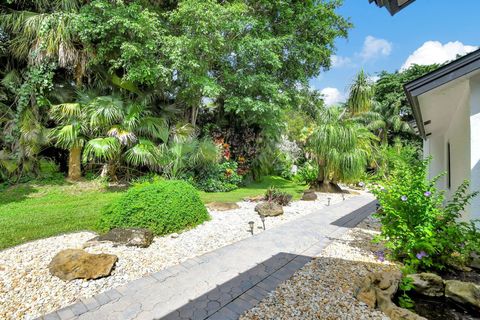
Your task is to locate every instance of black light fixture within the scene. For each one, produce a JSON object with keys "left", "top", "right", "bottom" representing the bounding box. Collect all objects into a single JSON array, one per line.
[
  {"left": 260, "top": 214, "right": 265, "bottom": 230},
  {"left": 248, "top": 221, "right": 254, "bottom": 235},
  {"left": 342, "top": 193, "right": 345, "bottom": 201},
  {"left": 327, "top": 197, "right": 331, "bottom": 206}
]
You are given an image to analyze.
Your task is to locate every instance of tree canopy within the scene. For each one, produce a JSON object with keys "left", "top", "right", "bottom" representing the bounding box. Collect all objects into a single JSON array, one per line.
[{"left": 0, "top": 0, "right": 351, "bottom": 181}]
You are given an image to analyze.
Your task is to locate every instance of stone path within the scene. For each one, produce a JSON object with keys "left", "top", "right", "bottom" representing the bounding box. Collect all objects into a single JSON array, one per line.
[{"left": 39, "top": 194, "right": 376, "bottom": 320}]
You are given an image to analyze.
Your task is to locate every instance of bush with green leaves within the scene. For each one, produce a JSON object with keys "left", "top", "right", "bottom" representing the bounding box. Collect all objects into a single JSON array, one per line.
[
  {"left": 372, "top": 158, "right": 479, "bottom": 271},
  {"left": 294, "top": 161, "right": 319, "bottom": 185},
  {"left": 99, "top": 179, "right": 209, "bottom": 235},
  {"left": 195, "top": 161, "right": 243, "bottom": 192},
  {"left": 265, "top": 186, "right": 292, "bottom": 206}
]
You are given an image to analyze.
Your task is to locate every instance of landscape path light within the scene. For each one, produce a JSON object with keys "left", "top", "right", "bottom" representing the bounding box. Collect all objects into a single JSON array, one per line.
[
  {"left": 327, "top": 197, "right": 331, "bottom": 206},
  {"left": 248, "top": 221, "right": 254, "bottom": 235},
  {"left": 260, "top": 214, "right": 266, "bottom": 230}
]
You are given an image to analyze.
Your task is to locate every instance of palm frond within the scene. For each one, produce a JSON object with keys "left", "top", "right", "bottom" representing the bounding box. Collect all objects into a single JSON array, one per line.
[
  {"left": 88, "top": 95, "right": 124, "bottom": 128},
  {"left": 82, "top": 137, "right": 120, "bottom": 162},
  {"left": 124, "top": 139, "right": 159, "bottom": 168}
]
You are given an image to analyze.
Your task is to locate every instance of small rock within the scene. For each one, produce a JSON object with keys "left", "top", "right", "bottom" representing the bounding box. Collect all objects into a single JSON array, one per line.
[
  {"left": 408, "top": 273, "right": 444, "bottom": 297},
  {"left": 171, "top": 233, "right": 179, "bottom": 239},
  {"left": 468, "top": 252, "right": 480, "bottom": 270},
  {"left": 254, "top": 202, "right": 284, "bottom": 217},
  {"left": 87, "top": 228, "right": 154, "bottom": 248},
  {"left": 302, "top": 190, "right": 317, "bottom": 201},
  {"left": 445, "top": 280, "right": 480, "bottom": 310},
  {"left": 49, "top": 249, "right": 117, "bottom": 281},
  {"left": 206, "top": 202, "right": 240, "bottom": 211}
]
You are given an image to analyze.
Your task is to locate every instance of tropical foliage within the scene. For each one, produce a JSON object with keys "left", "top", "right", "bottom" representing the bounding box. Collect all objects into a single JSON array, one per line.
[
  {"left": 0, "top": 0, "right": 351, "bottom": 184},
  {"left": 372, "top": 158, "right": 480, "bottom": 272},
  {"left": 307, "top": 106, "right": 376, "bottom": 191}
]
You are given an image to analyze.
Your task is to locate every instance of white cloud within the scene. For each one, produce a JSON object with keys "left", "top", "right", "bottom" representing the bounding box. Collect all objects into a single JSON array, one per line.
[
  {"left": 401, "top": 41, "right": 477, "bottom": 70},
  {"left": 331, "top": 55, "right": 352, "bottom": 68},
  {"left": 321, "top": 87, "right": 345, "bottom": 106},
  {"left": 360, "top": 36, "right": 392, "bottom": 61},
  {"left": 368, "top": 75, "right": 380, "bottom": 83}
]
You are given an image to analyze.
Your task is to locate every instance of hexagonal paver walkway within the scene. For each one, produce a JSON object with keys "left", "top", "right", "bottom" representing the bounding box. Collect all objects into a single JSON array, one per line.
[{"left": 39, "top": 194, "right": 376, "bottom": 320}]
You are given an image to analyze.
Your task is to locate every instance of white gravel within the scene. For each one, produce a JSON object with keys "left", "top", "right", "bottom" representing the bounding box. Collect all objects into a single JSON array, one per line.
[
  {"left": 0, "top": 191, "right": 356, "bottom": 320},
  {"left": 240, "top": 215, "right": 398, "bottom": 320}
]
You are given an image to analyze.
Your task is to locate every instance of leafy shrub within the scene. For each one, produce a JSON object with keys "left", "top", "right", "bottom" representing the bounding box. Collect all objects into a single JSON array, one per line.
[
  {"left": 294, "top": 161, "right": 318, "bottom": 185},
  {"left": 195, "top": 161, "right": 243, "bottom": 192},
  {"left": 265, "top": 186, "right": 292, "bottom": 206},
  {"left": 372, "top": 158, "right": 479, "bottom": 271},
  {"left": 99, "top": 180, "right": 209, "bottom": 235}
]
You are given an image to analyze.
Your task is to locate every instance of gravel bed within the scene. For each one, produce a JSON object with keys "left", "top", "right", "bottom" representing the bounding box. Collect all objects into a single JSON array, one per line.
[
  {"left": 241, "top": 215, "right": 398, "bottom": 320},
  {"left": 0, "top": 191, "right": 356, "bottom": 320}
]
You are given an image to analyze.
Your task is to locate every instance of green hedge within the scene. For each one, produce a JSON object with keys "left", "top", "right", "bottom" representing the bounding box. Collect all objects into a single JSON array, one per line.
[{"left": 99, "top": 180, "right": 209, "bottom": 235}]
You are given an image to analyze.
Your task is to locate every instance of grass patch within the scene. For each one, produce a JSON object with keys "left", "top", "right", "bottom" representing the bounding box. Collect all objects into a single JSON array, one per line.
[
  {"left": 199, "top": 176, "right": 306, "bottom": 203},
  {"left": 0, "top": 181, "right": 122, "bottom": 250},
  {"left": 0, "top": 176, "right": 306, "bottom": 250}
]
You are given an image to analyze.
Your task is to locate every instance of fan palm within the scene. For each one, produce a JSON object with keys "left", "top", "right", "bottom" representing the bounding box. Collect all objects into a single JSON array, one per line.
[
  {"left": 1, "top": 0, "right": 85, "bottom": 80},
  {"left": 308, "top": 107, "right": 375, "bottom": 192},
  {"left": 50, "top": 102, "right": 87, "bottom": 180},
  {"left": 81, "top": 95, "right": 167, "bottom": 180}
]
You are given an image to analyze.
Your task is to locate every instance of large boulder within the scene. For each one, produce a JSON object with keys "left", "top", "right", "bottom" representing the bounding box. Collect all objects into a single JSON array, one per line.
[
  {"left": 445, "top": 280, "right": 480, "bottom": 310},
  {"left": 49, "top": 249, "right": 117, "bottom": 281},
  {"left": 206, "top": 202, "right": 240, "bottom": 211},
  {"left": 254, "top": 202, "right": 283, "bottom": 217},
  {"left": 356, "top": 271, "right": 427, "bottom": 320},
  {"left": 301, "top": 190, "right": 317, "bottom": 201},
  {"left": 88, "top": 228, "right": 153, "bottom": 248},
  {"left": 408, "top": 273, "right": 444, "bottom": 297}
]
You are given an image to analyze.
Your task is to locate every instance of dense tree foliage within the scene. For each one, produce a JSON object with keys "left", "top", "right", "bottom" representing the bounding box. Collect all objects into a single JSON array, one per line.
[{"left": 0, "top": 0, "right": 351, "bottom": 182}]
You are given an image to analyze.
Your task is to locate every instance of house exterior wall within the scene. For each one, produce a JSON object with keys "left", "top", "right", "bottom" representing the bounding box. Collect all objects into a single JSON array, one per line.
[
  {"left": 469, "top": 78, "right": 480, "bottom": 220},
  {"left": 423, "top": 82, "right": 476, "bottom": 220}
]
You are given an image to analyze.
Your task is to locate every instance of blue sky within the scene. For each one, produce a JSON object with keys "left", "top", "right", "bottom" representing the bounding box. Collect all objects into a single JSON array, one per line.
[{"left": 310, "top": 0, "right": 480, "bottom": 105}]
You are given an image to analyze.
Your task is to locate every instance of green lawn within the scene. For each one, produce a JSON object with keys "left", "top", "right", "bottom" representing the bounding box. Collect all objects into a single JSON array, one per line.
[
  {"left": 198, "top": 176, "right": 306, "bottom": 203},
  {"left": 0, "top": 176, "right": 306, "bottom": 250}
]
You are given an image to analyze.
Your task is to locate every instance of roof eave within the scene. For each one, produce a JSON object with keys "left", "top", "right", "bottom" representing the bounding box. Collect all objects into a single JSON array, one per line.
[{"left": 403, "top": 48, "right": 480, "bottom": 141}]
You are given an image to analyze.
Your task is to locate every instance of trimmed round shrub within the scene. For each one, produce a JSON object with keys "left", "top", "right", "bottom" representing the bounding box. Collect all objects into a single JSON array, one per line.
[{"left": 99, "top": 180, "right": 209, "bottom": 235}]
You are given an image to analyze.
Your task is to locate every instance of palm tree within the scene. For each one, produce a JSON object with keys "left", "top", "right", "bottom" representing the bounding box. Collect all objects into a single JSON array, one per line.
[
  {"left": 346, "top": 70, "right": 375, "bottom": 115},
  {"left": 80, "top": 95, "right": 167, "bottom": 180},
  {"left": 50, "top": 102, "right": 87, "bottom": 180},
  {"left": 353, "top": 101, "right": 412, "bottom": 145},
  {"left": 308, "top": 107, "right": 375, "bottom": 193}
]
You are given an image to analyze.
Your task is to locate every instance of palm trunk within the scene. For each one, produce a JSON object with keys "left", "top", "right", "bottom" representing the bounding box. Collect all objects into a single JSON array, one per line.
[
  {"left": 312, "top": 162, "right": 343, "bottom": 193},
  {"left": 68, "top": 146, "right": 82, "bottom": 180},
  {"left": 100, "top": 161, "right": 117, "bottom": 182}
]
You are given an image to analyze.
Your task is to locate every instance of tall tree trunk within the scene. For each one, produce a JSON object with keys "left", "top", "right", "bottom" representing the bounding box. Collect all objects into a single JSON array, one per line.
[{"left": 68, "top": 146, "right": 82, "bottom": 180}]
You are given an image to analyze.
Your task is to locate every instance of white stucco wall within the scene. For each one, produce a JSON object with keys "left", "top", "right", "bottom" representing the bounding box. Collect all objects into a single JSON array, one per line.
[
  {"left": 424, "top": 134, "right": 446, "bottom": 189},
  {"left": 469, "top": 79, "right": 480, "bottom": 220},
  {"left": 422, "top": 80, "right": 476, "bottom": 220},
  {"left": 444, "top": 89, "right": 470, "bottom": 203}
]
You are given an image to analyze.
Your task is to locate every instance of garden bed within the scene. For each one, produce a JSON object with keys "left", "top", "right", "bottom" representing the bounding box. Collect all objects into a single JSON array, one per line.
[
  {"left": 0, "top": 191, "right": 355, "bottom": 319},
  {"left": 240, "top": 215, "right": 398, "bottom": 320}
]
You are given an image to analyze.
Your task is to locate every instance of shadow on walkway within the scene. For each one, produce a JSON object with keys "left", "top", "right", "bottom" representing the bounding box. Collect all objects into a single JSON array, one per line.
[
  {"left": 330, "top": 201, "right": 377, "bottom": 228},
  {"left": 158, "top": 252, "right": 313, "bottom": 320}
]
